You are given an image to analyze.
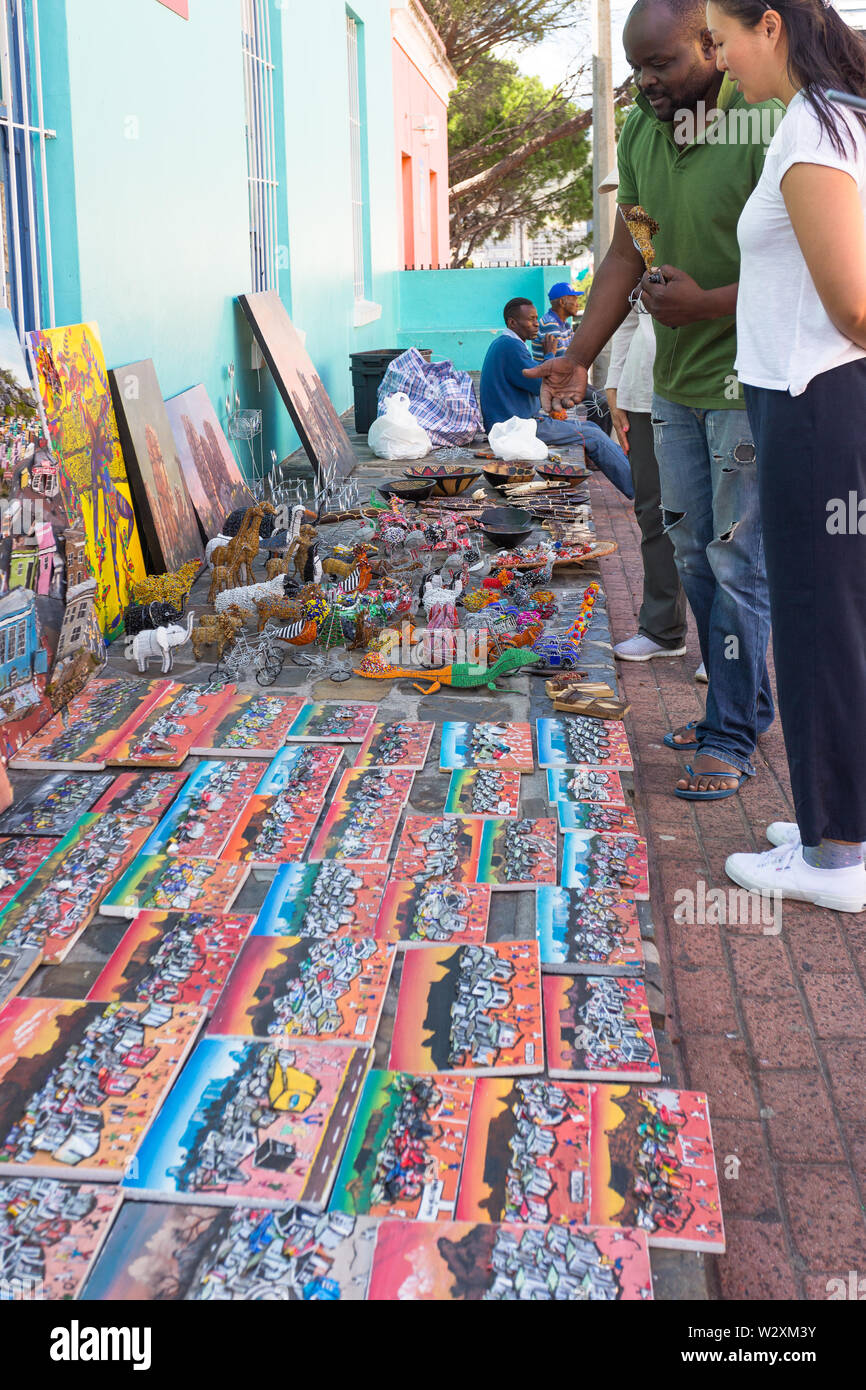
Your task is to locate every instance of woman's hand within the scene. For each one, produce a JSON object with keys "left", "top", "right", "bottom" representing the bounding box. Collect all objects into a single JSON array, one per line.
[{"left": 607, "top": 388, "right": 630, "bottom": 454}]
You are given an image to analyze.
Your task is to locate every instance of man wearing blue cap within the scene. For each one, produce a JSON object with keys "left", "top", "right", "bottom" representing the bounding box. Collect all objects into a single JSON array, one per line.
[{"left": 531, "top": 281, "right": 586, "bottom": 363}]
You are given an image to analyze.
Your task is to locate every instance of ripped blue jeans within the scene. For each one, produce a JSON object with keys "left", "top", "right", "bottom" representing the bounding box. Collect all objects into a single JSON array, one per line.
[{"left": 651, "top": 394, "right": 774, "bottom": 775}]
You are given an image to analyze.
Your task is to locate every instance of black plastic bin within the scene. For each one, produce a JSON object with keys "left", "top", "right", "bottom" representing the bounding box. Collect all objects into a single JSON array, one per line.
[{"left": 350, "top": 347, "right": 432, "bottom": 434}]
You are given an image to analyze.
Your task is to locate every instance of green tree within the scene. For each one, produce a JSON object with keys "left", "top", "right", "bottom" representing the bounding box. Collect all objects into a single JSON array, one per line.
[{"left": 421, "top": 0, "right": 584, "bottom": 77}]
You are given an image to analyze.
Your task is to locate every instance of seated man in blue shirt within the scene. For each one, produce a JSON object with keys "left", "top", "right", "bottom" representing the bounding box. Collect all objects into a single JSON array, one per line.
[
  {"left": 532, "top": 281, "right": 613, "bottom": 436},
  {"left": 480, "top": 298, "right": 632, "bottom": 498}
]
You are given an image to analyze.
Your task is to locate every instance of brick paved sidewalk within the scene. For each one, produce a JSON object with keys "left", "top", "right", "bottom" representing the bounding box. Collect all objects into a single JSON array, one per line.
[{"left": 591, "top": 475, "right": 866, "bottom": 1303}]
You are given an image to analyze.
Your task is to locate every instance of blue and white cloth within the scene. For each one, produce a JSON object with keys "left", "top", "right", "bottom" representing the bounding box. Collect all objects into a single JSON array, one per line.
[{"left": 376, "top": 348, "right": 482, "bottom": 447}]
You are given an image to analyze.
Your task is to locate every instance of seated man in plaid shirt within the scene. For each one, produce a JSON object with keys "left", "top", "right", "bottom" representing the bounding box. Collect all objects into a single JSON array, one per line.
[{"left": 480, "top": 298, "right": 633, "bottom": 498}]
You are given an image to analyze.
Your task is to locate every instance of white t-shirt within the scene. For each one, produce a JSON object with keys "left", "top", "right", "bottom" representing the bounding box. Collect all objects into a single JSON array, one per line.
[
  {"left": 736, "top": 89, "right": 866, "bottom": 395},
  {"left": 605, "top": 308, "right": 656, "bottom": 414}
]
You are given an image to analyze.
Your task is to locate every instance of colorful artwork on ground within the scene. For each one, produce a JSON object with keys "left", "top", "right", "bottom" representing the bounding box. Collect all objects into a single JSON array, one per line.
[
  {"left": 102, "top": 855, "right": 250, "bottom": 920},
  {"left": 307, "top": 769, "right": 414, "bottom": 864},
  {"left": 87, "top": 911, "right": 255, "bottom": 1010},
  {"left": 0, "top": 997, "right": 203, "bottom": 1179},
  {"left": 28, "top": 322, "right": 146, "bottom": 636},
  {"left": 391, "top": 816, "right": 482, "bottom": 884},
  {"left": 285, "top": 702, "right": 377, "bottom": 744},
  {"left": 543, "top": 976, "right": 660, "bottom": 1082},
  {"left": 375, "top": 880, "right": 490, "bottom": 948},
  {"left": 254, "top": 743, "right": 343, "bottom": 798},
  {"left": 222, "top": 793, "right": 321, "bottom": 865},
  {"left": 123, "top": 1038, "right": 369, "bottom": 1210},
  {"left": 588, "top": 1085, "right": 725, "bottom": 1252},
  {"left": 82, "top": 1202, "right": 377, "bottom": 1301},
  {"left": 0, "top": 943, "right": 42, "bottom": 1011},
  {"left": 366, "top": 1219, "right": 653, "bottom": 1301},
  {"left": 253, "top": 863, "right": 389, "bottom": 938},
  {"left": 391, "top": 816, "right": 556, "bottom": 890},
  {"left": 0, "top": 812, "right": 155, "bottom": 963},
  {"left": 0, "top": 1178, "right": 121, "bottom": 1300},
  {"left": 439, "top": 722, "right": 534, "bottom": 773},
  {"left": 109, "top": 359, "right": 203, "bottom": 573},
  {"left": 444, "top": 769, "right": 521, "bottom": 819},
  {"left": 475, "top": 818, "right": 557, "bottom": 890},
  {"left": 209, "top": 932, "right": 394, "bottom": 1047},
  {"left": 164, "top": 383, "right": 254, "bottom": 542},
  {"left": 9, "top": 675, "right": 170, "bottom": 771},
  {"left": 456, "top": 1077, "right": 591, "bottom": 1226},
  {"left": 389, "top": 941, "right": 543, "bottom": 1076},
  {"left": 353, "top": 721, "right": 434, "bottom": 771},
  {"left": 0, "top": 771, "right": 115, "bottom": 836},
  {"left": 561, "top": 831, "right": 649, "bottom": 900},
  {"left": 0, "top": 835, "right": 59, "bottom": 911},
  {"left": 107, "top": 681, "right": 237, "bottom": 768},
  {"left": 141, "top": 759, "right": 263, "bottom": 859},
  {"left": 547, "top": 768, "right": 628, "bottom": 806},
  {"left": 554, "top": 801, "right": 641, "bottom": 834},
  {"left": 535, "top": 886, "right": 644, "bottom": 975},
  {"left": 331, "top": 1071, "right": 474, "bottom": 1221},
  {"left": 536, "top": 718, "right": 633, "bottom": 771},
  {"left": 191, "top": 691, "right": 307, "bottom": 758},
  {"left": 91, "top": 768, "right": 191, "bottom": 823}
]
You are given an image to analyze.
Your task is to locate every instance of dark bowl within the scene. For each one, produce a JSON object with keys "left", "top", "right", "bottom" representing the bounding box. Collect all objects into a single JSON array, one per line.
[
  {"left": 378, "top": 478, "right": 436, "bottom": 502},
  {"left": 479, "top": 507, "right": 535, "bottom": 550},
  {"left": 535, "top": 461, "right": 589, "bottom": 482},
  {"left": 481, "top": 461, "right": 536, "bottom": 490}
]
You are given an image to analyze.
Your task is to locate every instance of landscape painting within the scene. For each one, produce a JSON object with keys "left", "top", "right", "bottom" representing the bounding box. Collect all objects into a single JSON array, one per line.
[{"left": 165, "top": 383, "right": 254, "bottom": 541}]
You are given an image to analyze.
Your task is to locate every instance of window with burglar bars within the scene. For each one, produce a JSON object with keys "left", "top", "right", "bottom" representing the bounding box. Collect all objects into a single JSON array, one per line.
[
  {"left": 241, "top": 0, "right": 279, "bottom": 293},
  {"left": 346, "top": 11, "right": 366, "bottom": 302},
  {"left": 0, "top": 0, "right": 55, "bottom": 342}
]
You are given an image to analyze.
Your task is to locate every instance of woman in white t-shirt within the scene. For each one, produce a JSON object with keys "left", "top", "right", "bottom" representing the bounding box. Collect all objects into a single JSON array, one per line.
[{"left": 707, "top": 0, "right": 866, "bottom": 912}]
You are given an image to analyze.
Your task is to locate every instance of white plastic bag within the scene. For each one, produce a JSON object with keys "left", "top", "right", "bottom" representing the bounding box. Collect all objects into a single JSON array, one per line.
[
  {"left": 488, "top": 416, "right": 549, "bottom": 462},
  {"left": 368, "top": 392, "right": 431, "bottom": 461}
]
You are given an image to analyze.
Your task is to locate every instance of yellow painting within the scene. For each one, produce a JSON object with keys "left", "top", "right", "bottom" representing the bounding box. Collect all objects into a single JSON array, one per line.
[{"left": 28, "top": 323, "right": 146, "bottom": 637}]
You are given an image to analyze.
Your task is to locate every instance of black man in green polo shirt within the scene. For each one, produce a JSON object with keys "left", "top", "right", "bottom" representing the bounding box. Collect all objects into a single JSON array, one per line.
[{"left": 527, "top": 0, "right": 783, "bottom": 801}]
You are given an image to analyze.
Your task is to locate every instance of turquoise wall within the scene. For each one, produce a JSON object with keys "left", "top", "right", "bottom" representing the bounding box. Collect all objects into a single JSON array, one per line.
[{"left": 396, "top": 265, "right": 575, "bottom": 370}]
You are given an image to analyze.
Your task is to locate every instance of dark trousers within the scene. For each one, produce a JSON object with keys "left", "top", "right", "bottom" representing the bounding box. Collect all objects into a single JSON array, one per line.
[
  {"left": 745, "top": 359, "right": 866, "bottom": 844},
  {"left": 628, "top": 410, "right": 687, "bottom": 648}
]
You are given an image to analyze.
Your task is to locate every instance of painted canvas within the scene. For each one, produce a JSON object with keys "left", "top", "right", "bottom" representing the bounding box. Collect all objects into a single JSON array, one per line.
[
  {"left": 285, "top": 702, "right": 377, "bottom": 744},
  {"left": 82, "top": 1202, "right": 377, "bottom": 1301},
  {"left": 555, "top": 801, "right": 641, "bottom": 835},
  {"left": 547, "top": 767, "right": 628, "bottom": 806},
  {"left": 367, "top": 1219, "right": 653, "bottom": 1301},
  {"left": 141, "top": 759, "right": 263, "bottom": 859},
  {"left": 476, "top": 818, "right": 558, "bottom": 890},
  {"left": 307, "top": 768, "right": 414, "bottom": 864},
  {"left": 28, "top": 322, "right": 146, "bottom": 636},
  {"left": 0, "top": 771, "right": 116, "bottom": 836},
  {"left": 588, "top": 1084, "right": 725, "bottom": 1253},
  {"left": 109, "top": 359, "right": 202, "bottom": 573},
  {"left": 0, "top": 835, "right": 60, "bottom": 911},
  {"left": 0, "top": 1178, "right": 121, "bottom": 1300},
  {"left": 0, "top": 943, "right": 42, "bottom": 1011},
  {"left": 0, "top": 997, "right": 203, "bottom": 1179},
  {"left": 536, "top": 885, "right": 644, "bottom": 975},
  {"left": 91, "top": 768, "right": 191, "bottom": 823},
  {"left": 331, "top": 1071, "right": 474, "bottom": 1222},
  {"left": 123, "top": 1037, "right": 369, "bottom": 1210},
  {"left": 561, "top": 831, "right": 649, "bottom": 900},
  {"left": 87, "top": 910, "right": 255, "bottom": 1010},
  {"left": 391, "top": 816, "right": 483, "bottom": 884},
  {"left": 9, "top": 675, "right": 170, "bottom": 771},
  {"left": 375, "top": 880, "right": 490, "bottom": 948},
  {"left": 353, "top": 721, "right": 434, "bottom": 772},
  {"left": 0, "top": 811, "right": 156, "bottom": 964},
  {"left": 255, "top": 742, "right": 344, "bottom": 798},
  {"left": 191, "top": 691, "right": 307, "bottom": 758},
  {"left": 439, "top": 722, "right": 534, "bottom": 773},
  {"left": 238, "top": 291, "right": 357, "bottom": 482},
  {"left": 444, "top": 769, "right": 521, "bottom": 820},
  {"left": 253, "top": 862, "right": 390, "bottom": 938},
  {"left": 223, "top": 794, "right": 322, "bottom": 865},
  {"left": 536, "top": 718, "right": 633, "bottom": 771},
  {"left": 389, "top": 941, "right": 543, "bottom": 1076},
  {"left": 209, "top": 932, "right": 394, "bottom": 1047},
  {"left": 543, "top": 976, "right": 660, "bottom": 1082},
  {"left": 455, "top": 1077, "right": 591, "bottom": 1226},
  {"left": 107, "top": 681, "right": 237, "bottom": 769},
  {"left": 101, "top": 854, "right": 250, "bottom": 920},
  {"left": 164, "top": 383, "right": 254, "bottom": 540}
]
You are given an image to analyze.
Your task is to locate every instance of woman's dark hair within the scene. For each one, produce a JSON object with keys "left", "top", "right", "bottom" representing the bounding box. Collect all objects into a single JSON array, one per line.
[{"left": 713, "top": 0, "right": 866, "bottom": 153}]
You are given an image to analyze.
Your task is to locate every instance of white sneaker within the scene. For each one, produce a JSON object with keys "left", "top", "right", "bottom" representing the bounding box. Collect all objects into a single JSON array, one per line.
[
  {"left": 725, "top": 842, "right": 866, "bottom": 913},
  {"left": 766, "top": 822, "right": 800, "bottom": 847},
  {"left": 695, "top": 662, "right": 708, "bottom": 683},
  {"left": 614, "top": 634, "right": 687, "bottom": 661}
]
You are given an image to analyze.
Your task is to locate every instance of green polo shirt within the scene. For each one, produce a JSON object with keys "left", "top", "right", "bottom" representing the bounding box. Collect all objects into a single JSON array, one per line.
[{"left": 617, "top": 75, "right": 784, "bottom": 409}]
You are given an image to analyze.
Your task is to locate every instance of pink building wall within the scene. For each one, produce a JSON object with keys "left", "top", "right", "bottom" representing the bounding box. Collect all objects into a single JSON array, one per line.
[{"left": 392, "top": 42, "right": 452, "bottom": 269}]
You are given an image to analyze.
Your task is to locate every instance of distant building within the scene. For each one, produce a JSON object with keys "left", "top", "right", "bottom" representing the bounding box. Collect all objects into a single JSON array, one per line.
[{"left": 392, "top": 0, "right": 458, "bottom": 269}]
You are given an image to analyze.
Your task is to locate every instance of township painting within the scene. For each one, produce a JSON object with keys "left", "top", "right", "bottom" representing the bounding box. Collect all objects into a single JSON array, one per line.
[
  {"left": 208, "top": 933, "right": 394, "bottom": 1047},
  {"left": 0, "top": 1178, "right": 121, "bottom": 1300},
  {"left": 123, "top": 1037, "right": 370, "bottom": 1210},
  {"left": 391, "top": 816, "right": 482, "bottom": 884},
  {"left": 191, "top": 692, "right": 307, "bottom": 758},
  {"left": 9, "top": 674, "right": 170, "bottom": 771},
  {"left": 353, "top": 721, "right": 434, "bottom": 772},
  {"left": 107, "top": 681, "right": 236, "bottom": 769},
  {"left": 222, "top": 745, "right": 345, "bottom": 865},
  {"left": 536, "top": 886, "right": 644, "bottom": 975},
  {"left": 375, "top": 880, "right": 491, "bottom": 948},
  {"left": 389, "top": 941, "right": 543, "bottom": 1076},
  {"left": 588, "top": 1085, "right": 725, "bottom": 1253},
  {"left": 164, "top": 384, "right": 254, "bottom": 541},
  {"left": 101, "top": 854, "right": 250, "bottom": 920},
  {"left": 547, "top": 768, "right": 628, "bottom": 807},
  {"left": 141, "top": 758, "right": 263, "bottom": 859},
  {"left": 0, "top": 835, "right": 59, "bottom": 911},
  {"left": 331, "top": 1071, "right": 474, "bottom": 1222},
  {"left": 254, "top": 742, "right": 343, "bottom": 798},
  {"left": 476, "top": 818, "right": 557, "bottom": 890},
  {"left": 109, "top": 359, "right": 203, "bottom": 573},
  {"left": 561, "top": 831, "right": 649, "bottom": 900},
  {"left": 444, "top": 769, "right": 521, "bottom": 820},
  {"left": 543, "top": 976, "right": 660, "bottom": 1083},
  {"left": 455, "top": 1077, "right": 591, "bottom": 1227},
  {"left": 82, "top": 1202, "right": 377, "bottom": 1301},
  {"left": 439, "top": 722, "right": 534, "bottom": 773},
  {"left": 87, "top": 911, "right": 255, "bottom": 1010},
  {"left": 0, "top": 770, "right": 115, "bottom": 836},
  {"left": 91, "top": 768, "right": 191, "bottom": 822},
  {"left": 367, "top": 1219, "right": 653, "bottom": 1301},
  {"left": 536, "top": 718, "right": 633, "bottom": 771},
  {"left": 285, "top": 702, "right": 377, "bottom": 744},
  {"left": 307, "top": 768, "right": 414, "bottom": 864},
  {"left": 0, "top": 943, "right": 42, "bottom": 1012},
  {"left": 28, "top": 322, "right": 146, "bottom": 637},
  {"left": 253, "top": 862, "right": 390, "bottom": 938},
  {"left": 0, "top": 997, "right": 203, "bottom": 1180}
]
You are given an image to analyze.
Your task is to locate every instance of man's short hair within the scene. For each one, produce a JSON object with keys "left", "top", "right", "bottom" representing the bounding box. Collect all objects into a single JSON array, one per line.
[{"left": 503, "top": 297, "right": 535, "bottom": 326}]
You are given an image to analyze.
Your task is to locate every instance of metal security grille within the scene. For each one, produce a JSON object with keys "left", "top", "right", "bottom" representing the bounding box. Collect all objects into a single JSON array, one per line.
[
  {"left": 346, "top": 12, "right": 365, "bottom": 301},
  {"left": 241, "top": 0, "right": 279, "bottom": 293},
  {"left": 0, "top": 0, "right": 55, "bottom": 340}
]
